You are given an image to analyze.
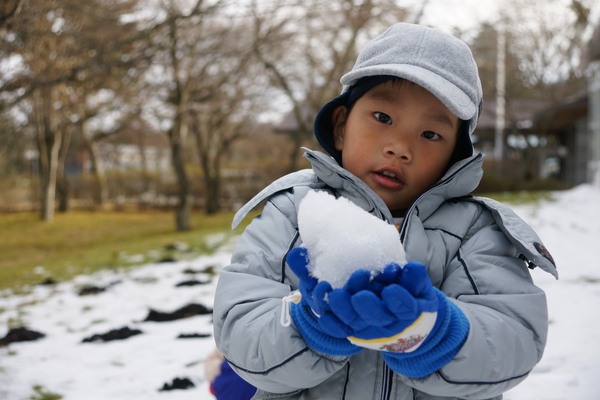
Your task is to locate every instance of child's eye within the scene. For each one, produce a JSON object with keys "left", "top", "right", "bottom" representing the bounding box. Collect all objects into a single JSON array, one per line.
[
  {"left": 373, "top": 112, "right": 392, "bottom": 124},
  {"left": 422, "top": 130, "right": 441, "bottom": 140}
]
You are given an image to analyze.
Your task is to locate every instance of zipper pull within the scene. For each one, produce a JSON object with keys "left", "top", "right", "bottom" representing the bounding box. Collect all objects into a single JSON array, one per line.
[{"left": 280, "top": 290, "right": 302, "bottom": 327}]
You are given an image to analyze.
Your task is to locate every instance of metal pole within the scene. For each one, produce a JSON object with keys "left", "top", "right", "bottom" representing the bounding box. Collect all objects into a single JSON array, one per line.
[
  {"left": 494, "top": 25, "right": 506, "bottom": 163},
  {"left": 589, "top": 61, "right": 600, "bottom": 188}
]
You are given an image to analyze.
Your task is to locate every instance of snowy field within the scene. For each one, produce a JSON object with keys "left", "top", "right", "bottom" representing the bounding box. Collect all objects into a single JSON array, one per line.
[{"left": 1, "top": 184, "right": 599, "bottom": 400}]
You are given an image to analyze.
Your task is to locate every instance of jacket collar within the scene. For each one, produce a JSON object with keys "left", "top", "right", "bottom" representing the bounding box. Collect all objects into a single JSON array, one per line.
[{"left": 304, "top": 148, "right": 485, "bottom": 222}]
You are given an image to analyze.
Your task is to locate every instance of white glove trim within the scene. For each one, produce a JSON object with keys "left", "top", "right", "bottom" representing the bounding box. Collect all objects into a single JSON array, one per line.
[{"left": 347, "top": 311, "right": 437, "bottom": 353}]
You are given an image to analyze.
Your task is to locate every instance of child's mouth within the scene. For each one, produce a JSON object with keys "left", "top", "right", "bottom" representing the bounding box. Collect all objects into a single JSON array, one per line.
[
  {"left": 381, "top": 170, "right": 399, "bottom": 181},
  {"left": 373, "top": 170, "right": 405, "bottom": 189},
  {"left": 377, "top": 170, "right": 401, "bottom": 183}
]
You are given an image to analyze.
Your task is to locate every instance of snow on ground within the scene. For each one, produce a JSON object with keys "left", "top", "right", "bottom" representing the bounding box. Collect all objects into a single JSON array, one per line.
[
  {"left": 0, "top": 249, "right": 233, "bottom": 400},
  {"left": 503, "top": 185, "right": 600, "bottom": 399},
  {"left": 1, "top": 185, "right": 599, "bottom": 400}
]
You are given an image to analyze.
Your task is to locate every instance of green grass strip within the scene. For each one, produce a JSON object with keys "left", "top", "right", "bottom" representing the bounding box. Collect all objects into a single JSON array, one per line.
[{"left": 0, "top": 210, "right": 255, "bottom": 292}]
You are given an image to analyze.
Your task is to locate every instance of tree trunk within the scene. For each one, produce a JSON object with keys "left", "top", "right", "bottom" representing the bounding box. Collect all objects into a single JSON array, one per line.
[
  {"left": 192, "top": 120, "right": 224, "bottom": 215},
  {"left": 34, "top": 90, "right": 62, "bottom": 222},
  {"left": 169, "top": 121, "right": 192, "bottom": 232},
  {"left": 204, "top": 170, "right": 221, "bottom": 215},
  {"left": 38, "top": 129, "right": 61, "bottom": 221},
  {"left": 287, "top": 126, "right": 306, "bottom": 173},
  {"left": 81, "top": 114, "right": 109, "bottom": 208},
  {"left": 56, "top": 171, "right": 70, "bottom": 212},
  {"left": 56, "top": 127, "right": 72, "bottom": 212},
  {"left": 87, "top": 140, "right": 109, "bottom": 207},
  {"left": 136, "top": 128, "right": 152, "bottom": 194},
  {"left": 165, "top": 16, "right": 194, "bottom": 232}
]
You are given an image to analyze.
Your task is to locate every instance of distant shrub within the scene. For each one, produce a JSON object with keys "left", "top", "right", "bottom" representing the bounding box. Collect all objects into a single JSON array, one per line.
[{"left": 474, "top": 169, "right": 569, "bottom": 195}]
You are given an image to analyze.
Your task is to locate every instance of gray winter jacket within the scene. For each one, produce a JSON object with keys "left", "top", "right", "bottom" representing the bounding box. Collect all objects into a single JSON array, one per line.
[{"left": 213, "top": 149, "right": 557, "bottom": 400}]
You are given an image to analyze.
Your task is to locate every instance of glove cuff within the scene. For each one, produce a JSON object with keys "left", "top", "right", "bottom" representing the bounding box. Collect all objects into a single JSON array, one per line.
[
  {"left": 348, "top": 310, "right": 437, "bottom": 352},
  {"left": 291, "top": 302, "right": 362, "bottom": 357},
  {"left": 383, "top": 292, "right": 469, "bottom": 378}
]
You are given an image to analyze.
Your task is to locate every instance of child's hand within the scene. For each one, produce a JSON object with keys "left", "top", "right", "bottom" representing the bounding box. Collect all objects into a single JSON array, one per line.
[
  {"left": 322, "top": 261, "right": 471, "bottom": 378},
  {"left": 286, "top": 247, "right": 334, "bottom": 316},
  {"left": 285, "top": 247, "right": 362, "bottom": 356},
  {"left": 314, "top": 263, "right": 402, "bottom": 338},
  {"left": 327, "top": 262, "right": 445, "bottom": 353}
]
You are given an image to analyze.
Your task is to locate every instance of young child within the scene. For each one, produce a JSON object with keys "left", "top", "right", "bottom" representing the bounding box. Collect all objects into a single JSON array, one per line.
[{"left": 213, "top": 22, "right": 557, "bottom": 400}]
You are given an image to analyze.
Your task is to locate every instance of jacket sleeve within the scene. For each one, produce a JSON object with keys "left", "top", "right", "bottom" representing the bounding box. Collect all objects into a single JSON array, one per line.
[
  {"left": 402, "top": 206, "right": 549, "bottom": 398},
  {"left": 212, "top": 188, "right": 349, "bottom": 394}
]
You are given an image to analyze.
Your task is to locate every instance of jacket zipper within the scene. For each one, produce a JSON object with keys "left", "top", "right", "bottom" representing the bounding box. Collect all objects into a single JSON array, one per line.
[
  {"left": 381, "top": 361, "right": 393, "bottom": 399},
  {"left": 379, "top": 154, "right": 483, "bottom": 400}
]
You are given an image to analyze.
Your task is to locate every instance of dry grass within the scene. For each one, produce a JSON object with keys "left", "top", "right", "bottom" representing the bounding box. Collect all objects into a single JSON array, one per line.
[{"left": 0, "top": 210, "right": 255, "bottom": 292}]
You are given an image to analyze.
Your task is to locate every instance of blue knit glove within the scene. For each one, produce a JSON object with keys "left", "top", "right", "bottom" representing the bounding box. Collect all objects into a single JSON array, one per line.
[
  {"left": 286, "top": 247, "right": 362, "bottom": 356},
  {"left": 325, "top": 262, "right": 470, "bottom": 378},
  {"left": 325, "top": 262, "right": 442, "bottom": 351}
]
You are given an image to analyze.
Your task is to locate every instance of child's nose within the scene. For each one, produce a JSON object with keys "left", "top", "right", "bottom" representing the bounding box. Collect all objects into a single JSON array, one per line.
[{"left": 384, "top": 139, "right": 412, "bottom": 161}]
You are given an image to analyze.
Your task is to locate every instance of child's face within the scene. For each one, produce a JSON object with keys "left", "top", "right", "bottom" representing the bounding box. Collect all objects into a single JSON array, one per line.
[{"left": 332, "top": 80, "right": 459, "bottom": 215}]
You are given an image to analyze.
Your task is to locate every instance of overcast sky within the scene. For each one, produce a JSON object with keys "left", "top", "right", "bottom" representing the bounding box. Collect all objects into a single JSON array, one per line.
[{"left": 415, "top": 0, "right": 500, "bottom": 33}]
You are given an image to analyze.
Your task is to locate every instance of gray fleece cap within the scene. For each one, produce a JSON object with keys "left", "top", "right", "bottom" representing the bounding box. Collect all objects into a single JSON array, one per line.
[{"left": 315, "top": 23, "right": 483, "bottom": 164}]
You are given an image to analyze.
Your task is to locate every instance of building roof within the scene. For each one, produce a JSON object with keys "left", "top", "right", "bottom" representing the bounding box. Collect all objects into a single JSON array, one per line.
[
  {"left": 477, "top": 98, "right": 552, "bottom": 130},
  {"left": 532, "top": 93, "right": 588, "bottom": 134}
]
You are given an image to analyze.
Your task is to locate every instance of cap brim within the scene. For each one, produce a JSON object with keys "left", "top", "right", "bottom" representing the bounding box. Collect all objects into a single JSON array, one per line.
[{"left": 341, "top": 64, "right": 477, "bottom": 121}]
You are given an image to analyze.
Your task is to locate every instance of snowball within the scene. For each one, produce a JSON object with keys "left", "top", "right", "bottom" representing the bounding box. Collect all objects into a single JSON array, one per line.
[{"left": 297, "top": 190, "right": 407, "bottom": 289}]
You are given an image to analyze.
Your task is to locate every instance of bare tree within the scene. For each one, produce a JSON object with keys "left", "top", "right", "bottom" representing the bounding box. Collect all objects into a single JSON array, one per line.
[
  {"left": 249, "top": 0, "right": 411, "bottom": 172},
  {"left": 190, "top": 68, "right": 266, "bottom": 214},
  {"left": 1, "top": 0, "right": 151, "bottom": 220},
  {"left": 142, "top": 0, "right": 228, "bottom": 231},
  {"left": 16, "top": 3, "right": 77, "bottom": 220},
  {"left": 502, "top": 0, "right": 596, "bottom": 97},
  {"left": 191, "top": 108, "right": 242, "bottom": 215},
  {"left": 142, "top": 0, "right": 267, "bottom": 227},
  {"left": 31, "top": 87, "right": 68, "bottom": 220}
]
